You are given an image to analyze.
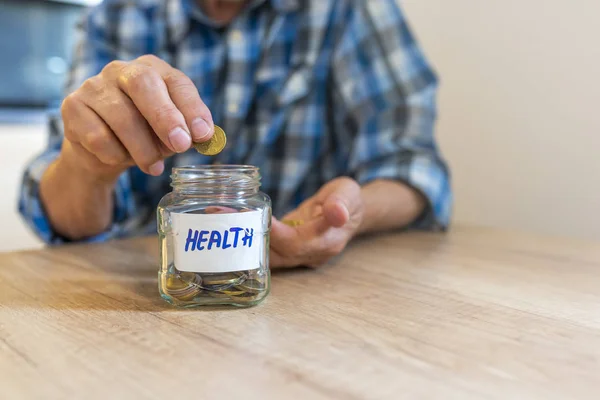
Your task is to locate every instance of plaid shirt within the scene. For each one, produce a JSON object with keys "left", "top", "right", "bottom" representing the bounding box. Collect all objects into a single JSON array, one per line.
[{"left": 19, "top": 0, "right": 452, "bottom": 244}]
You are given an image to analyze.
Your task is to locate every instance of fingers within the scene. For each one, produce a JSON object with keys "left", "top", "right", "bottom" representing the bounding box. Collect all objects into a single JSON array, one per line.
[
  {"left": 317, "top": 177, "right": 362, "bottom": 228},
  {"left": 269, "top": 178, "right": 363, "bottom": 269},
  {"left": 62, "top": 95, "right": 129, "bottom": 167},
  {"left": 62, "top": 56, "right": 214, "bottom": 179},
  {"left": 270, "top": 216, "right": 338, "bottom": 269},
  {"left": 62, "top": 140, "right": 126, "bottom": 181},
  {"left": 137, "top": 56, "right": 214, "bottom": 143},
  {"left": 108, "top": 61, "right": 191, "bottom": 154},
  {"left": 271, "top": 216, "right": 330, "bottom": 250},
  {"left": 78, "top": 77, "right": 168, "bottom": 175},
  {"left": 323, "top": 198, "right": 350, "bottom": 228},
  {"left": 167, "top": 73, "right": 214, "bottom": 142},
  {"left": 270, "top": 217, "right": 300, "bottom": 252}
]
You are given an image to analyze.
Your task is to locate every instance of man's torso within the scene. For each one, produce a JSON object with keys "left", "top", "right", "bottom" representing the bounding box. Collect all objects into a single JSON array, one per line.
[{"left": 100, "top": 0, "right": 351, "bottom": 218}]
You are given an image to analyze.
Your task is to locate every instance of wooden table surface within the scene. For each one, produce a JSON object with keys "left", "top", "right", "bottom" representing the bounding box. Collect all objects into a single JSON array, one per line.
[{"left": 1, "top": 226, "right": 599, "bottom": 399}]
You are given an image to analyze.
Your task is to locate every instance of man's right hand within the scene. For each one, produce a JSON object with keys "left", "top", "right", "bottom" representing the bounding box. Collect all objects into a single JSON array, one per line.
[
  {"left": 59, "top": 54, "right": 214, "bottom": 181},
  {"left": 40, "top": 55, "right": 213, "bottom": 240}
]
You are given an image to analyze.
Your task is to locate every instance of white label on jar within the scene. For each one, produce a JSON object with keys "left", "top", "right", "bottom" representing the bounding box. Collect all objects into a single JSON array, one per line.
[{"left": 171, "top": 211, "right": 264, "bottom": 273}]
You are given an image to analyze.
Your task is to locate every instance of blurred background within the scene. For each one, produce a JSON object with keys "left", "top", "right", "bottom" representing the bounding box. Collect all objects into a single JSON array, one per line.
[
  {"left": 0, "top": 0, "right": 102, "bottom": 251},
  {"left": 403, "top": 0, "right": 600, "bottom": 240},
  {"left": 0, "top": 0, "right": 599, "bottom": 252}
]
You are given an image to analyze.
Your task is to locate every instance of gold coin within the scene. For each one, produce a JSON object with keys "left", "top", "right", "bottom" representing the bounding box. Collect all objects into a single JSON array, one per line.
[
  {"left": 202, "top": 290, "right": 232, "bottom": 299},
  {"left": 233, "top": 281, "right": 266, "bottom": 294},
  {"left": 229, "top": 293, "right": 262, "bottom": 303},
  {"left": 166, "top": 273, "right": 194, "bottom": 291},
  {"left": 202, "top": 272, "right": 246, "bottom": 287},
  {"left": 166, "top": 272, "right": 202, "bottom": 301},
  {"left": 282, "top": 219, "right": 304, "bottom": 227},
  {"left": 193, "top": 125, "right": 227, "bottom": 156},
  {"left": 220, "top": 288, "right": 248, "bottom": 296}
]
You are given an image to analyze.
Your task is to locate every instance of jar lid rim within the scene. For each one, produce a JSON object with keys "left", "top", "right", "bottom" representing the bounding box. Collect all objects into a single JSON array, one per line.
[{"left": 173, "top": 165, "right": 258, "bottom": 172}]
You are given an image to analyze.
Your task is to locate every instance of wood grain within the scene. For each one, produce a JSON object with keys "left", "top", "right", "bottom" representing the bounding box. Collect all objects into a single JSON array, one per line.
[{"left": 1, "top": 225, "right": 599, "bottom": 399}]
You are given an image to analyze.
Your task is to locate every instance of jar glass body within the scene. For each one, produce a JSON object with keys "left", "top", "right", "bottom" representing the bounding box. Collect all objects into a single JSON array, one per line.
[{"left": 157, "top": 166, "right": 271, "bottom": 307}]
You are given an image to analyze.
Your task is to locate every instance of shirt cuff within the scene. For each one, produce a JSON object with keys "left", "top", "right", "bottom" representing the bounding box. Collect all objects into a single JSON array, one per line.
[{"left": 18, "top": 152, "right": 134, "bottom": 245}]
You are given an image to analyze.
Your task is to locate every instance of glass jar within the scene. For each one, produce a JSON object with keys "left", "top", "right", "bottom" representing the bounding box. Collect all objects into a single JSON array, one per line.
[{"left": 157, "top": 165, "right": 271, "bottom": 307}]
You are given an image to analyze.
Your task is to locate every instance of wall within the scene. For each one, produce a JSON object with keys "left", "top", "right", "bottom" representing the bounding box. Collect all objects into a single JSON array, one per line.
[
  {"left": 402, "top": 0, "right": 600, "bottom": 239},
  {"left": 0, "top": 124, "right": 46, "bottom": 251}
]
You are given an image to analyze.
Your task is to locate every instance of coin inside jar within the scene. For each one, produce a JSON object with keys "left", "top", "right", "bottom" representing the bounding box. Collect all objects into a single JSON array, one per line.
[
  {"left": 201, "top": 272, "right": 246, "bottom": 287},
  {"left": 163, "top": 269, "right": 268, "bottom": 304},
  {"left": 166, "top": 272, "right": 202, "bottom": 301},
  {"left": 193, "top": 125, "right": 227, "bottom": 156}
]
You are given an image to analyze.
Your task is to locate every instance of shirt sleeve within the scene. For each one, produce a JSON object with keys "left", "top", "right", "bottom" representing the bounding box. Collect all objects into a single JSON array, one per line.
[
  {"left": 17, "top": 5, "right": 147, "bottom": 245},
  {"left": 331, "top": 0, "right": 452, "bottom": 230}
]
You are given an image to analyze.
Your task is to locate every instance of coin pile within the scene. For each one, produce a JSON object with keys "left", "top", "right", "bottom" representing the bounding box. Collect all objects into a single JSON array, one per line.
[
  {"left": 165, "top": 270, "right": 268, "bottom": 305},
  {"left": 164, "top": 271, "right": 203, "bottom": 301},
  {"left": 193, "top": 125, "right": 227, "bottom": 156}
]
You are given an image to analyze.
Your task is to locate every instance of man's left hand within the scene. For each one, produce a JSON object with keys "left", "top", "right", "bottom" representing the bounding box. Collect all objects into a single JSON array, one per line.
[{"left": 270, "top": 177, "right": 364, "bottom": 269}]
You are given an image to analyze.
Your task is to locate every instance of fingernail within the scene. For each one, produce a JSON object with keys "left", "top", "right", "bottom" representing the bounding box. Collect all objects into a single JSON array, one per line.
[
  {"left": 148, "top": 160, "right": 164, "bottom": 176},
  {"left": 340, "top": 202, "right": 350, "bottom": 221},
  {"left": 191, "top": 118, "right": 213, "bottom": 142},
  {"left": 337, "top": 201, "right": 350, "bottom": 224},
  {"left": 168, "top": 127, "right": 192, "bottom": 153}
]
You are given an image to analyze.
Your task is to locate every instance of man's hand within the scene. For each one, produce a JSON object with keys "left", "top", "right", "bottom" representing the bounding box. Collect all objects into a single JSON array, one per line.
[
  {"left": 40, "top": 55, "right": 213, "bottom": 240},
  {"left": 269, "top": 177, "right": 427, "bottom": 269},
  {"left": 58, "top": 54, "right": 213, "bottom": 181},
  {"left": 270, "top": 177, "right": 364, "bottom": 269}
]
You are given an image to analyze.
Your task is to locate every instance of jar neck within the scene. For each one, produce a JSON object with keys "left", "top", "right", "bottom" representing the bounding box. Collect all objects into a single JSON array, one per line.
[{"left": 171, "top": 165, "right": 261, "bottom": 197}]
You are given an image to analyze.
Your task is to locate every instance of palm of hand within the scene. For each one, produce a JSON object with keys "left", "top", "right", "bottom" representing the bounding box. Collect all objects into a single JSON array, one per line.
[{"left": 270, "top": 177, "right": 364, "bottom": 269}]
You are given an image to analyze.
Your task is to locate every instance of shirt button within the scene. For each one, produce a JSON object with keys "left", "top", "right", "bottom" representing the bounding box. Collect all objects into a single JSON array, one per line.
[
  {"left": 228, "top": 103, "right": 239, "bottom": 114},
  {"left": 230, "top": 30, "right": 243, "bottom": 42}
]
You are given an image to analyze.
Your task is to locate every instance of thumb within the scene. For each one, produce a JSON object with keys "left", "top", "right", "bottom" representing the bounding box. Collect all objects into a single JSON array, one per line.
[
  {"left": 323, "top": 197, "right": 350, "bottom": 228},
  {"left": 320, "top": 177, "right": 361, "bottom": 228}
]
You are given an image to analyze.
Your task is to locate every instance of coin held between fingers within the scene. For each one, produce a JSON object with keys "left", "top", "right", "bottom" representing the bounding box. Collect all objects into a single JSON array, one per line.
[{"left": 194, "top": 125, "right": 227, "bottom": 156}]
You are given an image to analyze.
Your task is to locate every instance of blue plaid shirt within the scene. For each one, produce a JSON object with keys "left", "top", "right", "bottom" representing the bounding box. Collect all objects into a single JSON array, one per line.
[{"left": 19, "top": 0, "right": 452, "bottom": 244}]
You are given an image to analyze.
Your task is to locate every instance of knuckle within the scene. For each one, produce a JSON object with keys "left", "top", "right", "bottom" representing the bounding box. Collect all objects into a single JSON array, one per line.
[
  {"left": 83, "top": 130, "right": 110, "bottom": 154},
  {"left": 136, "top": 54, "right": 161, "bottom": 65},
  {"left": 61, "top": 94, "right": 81, "bottom": 142},
  {"left": 121, "top": 65, "right": 159, "bottom": 92},
  {"left": 336, "top": 176, "right": 359, "bottom": 189},
  {"left": 166, "top": 74, "right": 209, "bottom": 114},
  {"left": 80, "top": 75, "right": 105, "bottom": 96},
  {"left": 63, "top": 124, "right": 78, "bottom": 143},
  {"left": 104, "top": 150, "right": 128, "bottom": 166},
  {"left": 163, "top": 71, "right": 191, "bottom": 91},
  {"left": 152, "top": 103, "right": 179, "bottom": 126},
  {"left": 63, "top": 126, "right": 77, "bottom": 143},
  {"left": 101, "top": 60, "right": 127, "bottom": 76},
  {"left": 61, "top": 92, "right": 79, "bottom": 116},
  {"left": 98, "top": 155, "right": 119, "bottom": 166},
  {"left": 107, "top": 157, "right": 125, "bottom": 167}
]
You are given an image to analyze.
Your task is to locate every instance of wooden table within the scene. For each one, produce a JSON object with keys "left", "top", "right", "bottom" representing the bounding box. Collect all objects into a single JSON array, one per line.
[{"left": 1, "top": 226, "right": 599, "bottom": 399}]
